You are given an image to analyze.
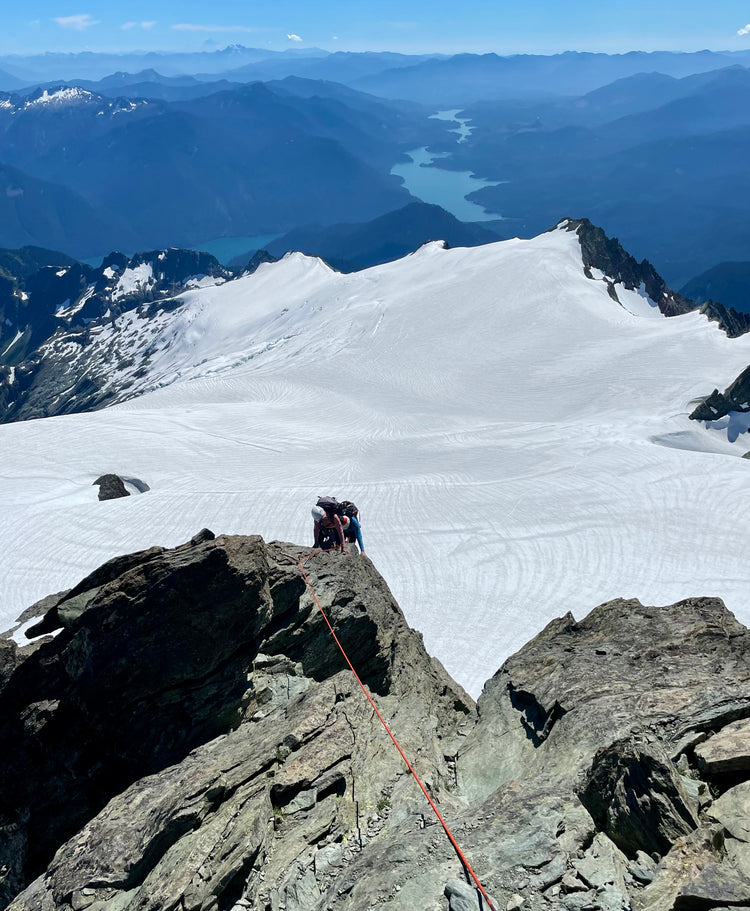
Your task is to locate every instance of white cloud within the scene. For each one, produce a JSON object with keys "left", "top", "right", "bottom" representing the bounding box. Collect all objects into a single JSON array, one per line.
[
  {"left": 287, "top": 33, "right": 302, "bottom": 42},
  {"left": 53, "top": 13, "right": 99, "bottom": 30},
  {"left": 122, "top": 21, "right": 156, "bottom": 31},
  {"left": 738, "top": 23, "right": 750, "bottom": 35},
  {"left": 172, "top": 23, "right": 259, "bottom": 33}
]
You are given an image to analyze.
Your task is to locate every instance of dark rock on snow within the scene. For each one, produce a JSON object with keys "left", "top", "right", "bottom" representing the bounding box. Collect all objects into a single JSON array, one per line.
[
  {"left": 689, "top": 361, "right": 750, "bottom": 423},
  {"left": 92, "top": 474, "right": 130, "bottom": 500},
  {"left": 1, "top": 534, "right": 750, "bottom": 911}
]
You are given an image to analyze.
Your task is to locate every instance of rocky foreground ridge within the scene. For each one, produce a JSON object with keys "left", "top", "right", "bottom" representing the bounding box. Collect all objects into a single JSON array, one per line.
[{"left": 1, "top": 532, "right": 750, "bottom": 911}]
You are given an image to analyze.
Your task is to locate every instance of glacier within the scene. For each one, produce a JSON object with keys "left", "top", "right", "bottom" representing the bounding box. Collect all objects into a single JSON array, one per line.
[{"left": 2, "top": 225, "right": 750, "bottom": 697}]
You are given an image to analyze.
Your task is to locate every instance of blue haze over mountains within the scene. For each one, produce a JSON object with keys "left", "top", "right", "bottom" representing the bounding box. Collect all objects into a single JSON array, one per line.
[{"left": 0, "top": 45, "right": 749, "bottom": 292}]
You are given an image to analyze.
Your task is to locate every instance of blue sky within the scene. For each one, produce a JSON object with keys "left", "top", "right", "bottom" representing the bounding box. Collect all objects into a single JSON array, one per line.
[{"left": 3, "top": 0, "right": 750, "bottom": 56}]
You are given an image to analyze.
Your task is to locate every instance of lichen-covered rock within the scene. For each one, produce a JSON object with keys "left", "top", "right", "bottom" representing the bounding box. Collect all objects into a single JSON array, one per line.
[{"left": 706, "top": 781, "right": 750, "bottom": 842}]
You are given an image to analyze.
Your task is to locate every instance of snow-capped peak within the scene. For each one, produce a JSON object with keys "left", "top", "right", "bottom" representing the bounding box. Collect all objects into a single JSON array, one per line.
[{"left": 24, "top": 87, "right": 97, "bottom": 108}]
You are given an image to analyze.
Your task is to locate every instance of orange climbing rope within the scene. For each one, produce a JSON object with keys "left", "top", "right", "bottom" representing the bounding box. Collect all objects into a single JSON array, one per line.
[{"left": 297, "top": 551, "right": 496, "bottom": 911}]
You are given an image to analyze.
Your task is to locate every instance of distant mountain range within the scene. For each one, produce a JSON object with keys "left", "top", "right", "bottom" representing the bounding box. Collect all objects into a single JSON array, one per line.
[
  {"left": 0, "top": 45, "right": 331, "bottom": 84},
  {"left": 443, "top": 64, "right": 750, "bottom": 285},
  {"left": 349, "top": 49, "right": 750, "bottom": 103},
  {"left": 0, "top": 81, "right": 440, "bottom": 258},
  {"left": 0, "top": 160, "right": 135, "bottom": 255},
  {"left": 3, "top": 46, "right": 750, "bottom": 100},
  {"left": 0, "top": 48, "right": 748, "bottom": 285}
]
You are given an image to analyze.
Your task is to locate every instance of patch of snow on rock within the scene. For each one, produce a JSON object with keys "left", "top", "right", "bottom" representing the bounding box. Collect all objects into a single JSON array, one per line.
[{"left": 112, "top": 263, "right": 155, "bottom": 300}]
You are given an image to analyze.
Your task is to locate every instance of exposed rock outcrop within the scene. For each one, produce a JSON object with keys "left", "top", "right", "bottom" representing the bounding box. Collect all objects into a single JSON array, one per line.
[
  {"left": 689, "top": 362, "right": 750, "bottom": 424},
  {"left": 0, "top": 248, "right": 231, "bottom": 370},
  {"left": 559, "top": 217, "right": 695, "bottom": 316},
  {"left": 92, "top": 474, "right": 130, "bottom": 500},
  {"left": 560, "top": 217, "right": 750, "bottom": 337},
  {"left": 2, "top": 535, "right": 750, "bottom": 911}
]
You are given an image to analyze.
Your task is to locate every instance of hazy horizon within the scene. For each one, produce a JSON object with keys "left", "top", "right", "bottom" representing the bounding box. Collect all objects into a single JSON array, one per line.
[{"left": 2, "top": 0, "right": 750, "bottom": 58}]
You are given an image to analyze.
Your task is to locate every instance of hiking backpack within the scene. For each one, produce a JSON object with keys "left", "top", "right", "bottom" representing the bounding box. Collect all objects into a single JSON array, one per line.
[
  {"left": 341, "top": 500, "right": 359, "bottom": 519},
  {"left": 316, "top": 496, "right": 343, "bottom": 517}
]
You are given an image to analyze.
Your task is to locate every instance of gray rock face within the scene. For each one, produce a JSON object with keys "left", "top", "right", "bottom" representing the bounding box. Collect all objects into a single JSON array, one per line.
[
  {"left": 694, "top": 716, "right": 750, "bottom": 775},
  {"left": 0, "top": 532, "right": 471, "bottom": 910},
  {"left": 2, "top": 542, "right": 750, "bottom": 911}
]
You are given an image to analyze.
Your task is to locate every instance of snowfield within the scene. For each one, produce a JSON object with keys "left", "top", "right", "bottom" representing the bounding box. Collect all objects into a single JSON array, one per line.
[{"left": 2, "top": 226, "right": 750, "bottom": 697}]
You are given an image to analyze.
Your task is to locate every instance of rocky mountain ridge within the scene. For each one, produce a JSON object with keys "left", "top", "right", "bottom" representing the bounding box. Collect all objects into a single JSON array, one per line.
[
  {"left": 2, "top": 532, "right": 750, "bottom": 911},
  {"left": 560, "top": 218, "right": 750, "bottom": 335},
  {"left": 0, "top": 247, "right": 235, "bottom": 420},
  {"left": 2, "top": 219, "right": 745, "bottom": 427},
  {"left": 0, "top": 246, "right": 231, "bottom": 365}
]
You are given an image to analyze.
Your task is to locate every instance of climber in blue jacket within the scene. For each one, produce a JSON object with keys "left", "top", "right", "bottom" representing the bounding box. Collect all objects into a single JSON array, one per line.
[{"left": 342, "top": 514, "right": 365, "bottom": 555}]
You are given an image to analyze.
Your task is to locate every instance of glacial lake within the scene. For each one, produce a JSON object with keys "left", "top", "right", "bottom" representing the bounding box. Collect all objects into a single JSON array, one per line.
[
  {"left": 429, "top": 108, "right": 473, "bottom": 143},
  {"left": 390, "top": 110, "right": 503, "bottom": 223},
  {"left": 391, "top": 148, "right": 503, "bottom": 223}
]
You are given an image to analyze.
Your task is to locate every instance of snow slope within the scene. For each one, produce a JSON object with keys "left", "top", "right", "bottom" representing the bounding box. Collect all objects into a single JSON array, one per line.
[{"left": 3, "top": 226, "right": 750, "bottom": 696}]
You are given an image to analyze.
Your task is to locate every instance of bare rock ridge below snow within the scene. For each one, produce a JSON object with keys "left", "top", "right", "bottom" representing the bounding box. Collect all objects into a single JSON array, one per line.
[
  {"left": 2, "top": 534, "right": 750, "bottom": 910},
  {"left": 560, "top": 217, "right": 750, "bottom": 336}
]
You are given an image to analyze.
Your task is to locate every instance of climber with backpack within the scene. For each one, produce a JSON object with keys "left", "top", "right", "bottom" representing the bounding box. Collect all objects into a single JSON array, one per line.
[
  {"left": 340, "top": 500, "right": 365, "bottom": 555},
  {"left": 312, "top": 496, "right": 347, "bottom": 553}
]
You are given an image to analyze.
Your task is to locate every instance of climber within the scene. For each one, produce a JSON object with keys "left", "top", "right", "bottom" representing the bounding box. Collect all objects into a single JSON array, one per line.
[
  {"left": 312, "top": 498, "right": 346, "bottom": 552},
  {"left": 341, "top": 513, "right": 365, "bottom": 555}
]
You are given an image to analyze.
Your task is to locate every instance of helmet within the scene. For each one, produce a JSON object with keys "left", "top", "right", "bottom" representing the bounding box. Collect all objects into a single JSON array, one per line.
[
  {"left": 341, "top": 515, "right": 350, "bottom": 530},
  {"left": 311, "top": 505, "right": 325, "bottom": 522}
]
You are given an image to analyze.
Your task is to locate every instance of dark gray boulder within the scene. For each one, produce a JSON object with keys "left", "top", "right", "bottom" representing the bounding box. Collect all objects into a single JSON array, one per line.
[
  {"left": 579, "top": 739, "right": 699, "bottom": 858},
  {"left": 92, "top": 474, "right": 130, "bottom": 500}
]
